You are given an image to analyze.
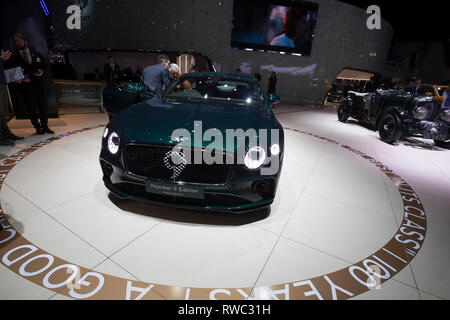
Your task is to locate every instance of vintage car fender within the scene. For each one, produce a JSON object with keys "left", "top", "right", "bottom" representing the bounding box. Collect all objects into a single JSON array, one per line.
[{"left": 383, "top": 105, "right": 409, "bottom": 120}]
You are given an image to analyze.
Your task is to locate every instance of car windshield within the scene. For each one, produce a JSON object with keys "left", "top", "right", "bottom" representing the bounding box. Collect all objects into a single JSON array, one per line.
[
  {"left": 163, "top": 75, "right": 262, "bottom": 106},
  {"left": 436, "top": 87, "right": 447, "bottom": 96}
]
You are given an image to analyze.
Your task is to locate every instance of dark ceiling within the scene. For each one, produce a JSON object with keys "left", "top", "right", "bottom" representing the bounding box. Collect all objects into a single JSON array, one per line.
[{"left": 339, "top": 0, "right": 449, "bottom": 42}]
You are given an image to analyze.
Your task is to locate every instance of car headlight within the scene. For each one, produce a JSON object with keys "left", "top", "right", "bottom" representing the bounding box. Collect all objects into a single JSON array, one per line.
[
  {"left": 413, "top": 105, "right": 430, "bottom": 120},
  {"left": 103, "top": 127, "right": 109, "bottom": 139},
  {"left": 441, "top": 109, "right": 450, "bottom": 123},
  {"left": 107, "top": 132, "right": 120, "bottom": 155},
  {"left": 270, "top": 144, "right": 280, "bottom": 156},
  {"left": 244, "top": 146, "right": 266, "bottom": 170}
]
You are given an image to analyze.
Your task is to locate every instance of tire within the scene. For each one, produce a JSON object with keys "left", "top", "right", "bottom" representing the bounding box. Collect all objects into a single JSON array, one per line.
[
  {"left": 338, "top": 101, "right": 350, "bottom": 123},
  {"left": 434, "top": 140, "right": 450, "bottom": 149},
  {"left": 378, "top": 112, "right": 403, "bottom": 144}
]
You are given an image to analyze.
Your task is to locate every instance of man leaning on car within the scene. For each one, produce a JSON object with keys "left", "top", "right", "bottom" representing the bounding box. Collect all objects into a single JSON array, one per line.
[{"left": 141, "top": 55, "right": 171, "bottom": 96}]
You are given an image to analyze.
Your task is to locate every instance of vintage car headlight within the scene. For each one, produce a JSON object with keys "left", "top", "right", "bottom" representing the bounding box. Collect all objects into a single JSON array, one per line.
[
  {"left": 103, "top": 127, "right": 109, "bottom": 139},
  {"left": 107, "top": 132, "right": 120, "bottom": 155},
  {"left": 413, "top": 98, "right": 435, "bottom": 120},
  {"left": 270, "top": 144, "right": 280, "bottom": 156},
  {"left": 441, "top": 109, "right": 450, "bottom": 123},
  {"left": 413, "top": 105, "right": 429, "bottom": 120},
  {"left": 244, "top": 146, "right": 266, "bottom": 170}
]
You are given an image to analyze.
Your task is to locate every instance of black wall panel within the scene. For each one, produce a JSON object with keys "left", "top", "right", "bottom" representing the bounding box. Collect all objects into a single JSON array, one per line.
[{"left": 50, "top": 0, "right": 393, "bottom": 104}]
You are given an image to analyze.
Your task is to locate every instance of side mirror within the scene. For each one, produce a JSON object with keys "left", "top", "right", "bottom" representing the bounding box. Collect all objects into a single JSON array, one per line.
[{"left": 269, "top": 93, "right": 281, "bottom": 106}]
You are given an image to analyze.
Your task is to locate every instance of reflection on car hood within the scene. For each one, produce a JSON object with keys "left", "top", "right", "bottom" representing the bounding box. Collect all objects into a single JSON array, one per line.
[{"left": 122, "top": 97, "right": 269, "bottom": 151}]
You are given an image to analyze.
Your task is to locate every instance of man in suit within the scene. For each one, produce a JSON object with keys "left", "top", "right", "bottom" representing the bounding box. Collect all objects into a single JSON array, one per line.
[
  {"left": 404, "top": 78, "right": 421, "bottom": 94},
  {"left": 9, "top": 33, "right": 53, "bottom": 135},
  {"left": 103, "top": 55, "right": 120, "bottom": 85},
  {"left": 0, "top": 49, "right": 24, "bottom": 145},
  {"left": 141, "top": 55, "right": 171, "bottom": 96},
  {"left": 364, "top": 76, "right": 379, "bottom": 93}
]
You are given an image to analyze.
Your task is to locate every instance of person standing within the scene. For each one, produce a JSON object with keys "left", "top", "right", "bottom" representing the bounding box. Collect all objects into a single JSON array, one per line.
[
  {"left": 9, "top": 33, "right": 54, "bottom": 135},
  {"left": 268, "top": 72, "right": 278, "bottom": 95},
  {"left": 268, "top": 72, "right": 278, "bottom": 108},
  {"left": 134, "top": 65, "right": 143, "bottom": 82},
  {"left": 141, "top": 55, "right": 171, "bottom": 96},
  {"left": 93, "top": 67, "right": 104, "bottom": 81},
  {"left": 442, "top": 87, "right": 450, "bottom": 109},
  {"left": 103, "top": 55, "right": 120, "bottom": 85},
  {"left": 0, "top": 49, "right": 24, "bottom": 145}
]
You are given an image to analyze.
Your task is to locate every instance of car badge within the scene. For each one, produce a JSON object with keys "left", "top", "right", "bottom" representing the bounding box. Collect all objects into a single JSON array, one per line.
[
  {"left": 171, "top": 136, "right": 188, "bottom": 143},
  {"left": 163, "top": 150, "right": 187, "bottom": 180}
]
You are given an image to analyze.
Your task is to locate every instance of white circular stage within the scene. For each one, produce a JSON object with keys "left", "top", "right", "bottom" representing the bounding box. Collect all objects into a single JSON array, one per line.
[{"left": 1, "top": 107, "right": 446, "bottom": 300}]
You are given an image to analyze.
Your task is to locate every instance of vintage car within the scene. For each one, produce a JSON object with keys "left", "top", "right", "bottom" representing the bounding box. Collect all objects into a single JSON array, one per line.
[
  {"left": 337, "top": 90, "right": 450, "bottom": 147},
  {"left": 100, "top": 73, "right": 284, "bottom": 213},
  {"left": 417, "top": 84, "right": 449, "bottom": 105}
]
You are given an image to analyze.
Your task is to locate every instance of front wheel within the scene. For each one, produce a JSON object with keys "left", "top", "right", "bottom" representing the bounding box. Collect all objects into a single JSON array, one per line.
[
  {"left": 434, "top": 140, "right": 450, "bottom": 149},
  {"left": 338, "top": 101, "right": 350, "bottom": 123},
  {"left": 378, "top": 113, "right": 403, "bottom": 144}
]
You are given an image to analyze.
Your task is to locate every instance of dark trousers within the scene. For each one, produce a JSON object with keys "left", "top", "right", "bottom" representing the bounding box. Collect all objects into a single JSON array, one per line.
[
  {"left": 19, "top": 81, "right": 48, "bottom": 129},
  {"left": 0, "top": 83, "right": 12, "bottom": 139}
]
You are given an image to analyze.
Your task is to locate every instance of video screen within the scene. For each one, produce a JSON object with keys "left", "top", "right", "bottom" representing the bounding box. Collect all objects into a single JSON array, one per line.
[{"left": 231, "top": 0, "right": 318, "bottom": 56}]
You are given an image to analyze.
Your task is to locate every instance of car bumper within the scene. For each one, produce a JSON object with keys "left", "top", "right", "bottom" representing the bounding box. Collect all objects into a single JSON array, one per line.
[
  {"left": 100, "top": 157, "right": 278, "bottom": 213},
  {"left": 419, "top": 120, "right": 450, "bottom": 141}
]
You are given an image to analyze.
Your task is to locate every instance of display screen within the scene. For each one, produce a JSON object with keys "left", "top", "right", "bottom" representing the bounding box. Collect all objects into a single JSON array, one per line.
[{"left": 231, "top": 0, "right": 318, "bottom": 56}]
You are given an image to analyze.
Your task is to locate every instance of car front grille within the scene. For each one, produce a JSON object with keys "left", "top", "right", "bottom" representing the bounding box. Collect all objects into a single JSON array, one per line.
[{"left": 124, "top": 144, "right": 232, "bottom": 185}]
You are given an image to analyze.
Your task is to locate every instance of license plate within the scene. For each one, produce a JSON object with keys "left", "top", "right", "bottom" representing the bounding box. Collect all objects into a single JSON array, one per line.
[{"left": 145, "top": 181, "right": 204, "bottom": 199}]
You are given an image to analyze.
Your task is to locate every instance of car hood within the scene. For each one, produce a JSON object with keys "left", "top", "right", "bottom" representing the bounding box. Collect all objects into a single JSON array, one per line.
[{"left": 122, "top": 97, "right": 270, "bottom": 151}]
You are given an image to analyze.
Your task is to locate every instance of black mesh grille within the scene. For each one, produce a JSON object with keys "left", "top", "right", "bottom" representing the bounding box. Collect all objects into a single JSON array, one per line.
[
  {"left": 124, "top": 144, "right": 232, "bottom": 185},
  {"left": 113, "top": 183, "right": 251, "bottom": 208},
  {"left": 100, "top": 160, "right": 114, "bottom": 178}
]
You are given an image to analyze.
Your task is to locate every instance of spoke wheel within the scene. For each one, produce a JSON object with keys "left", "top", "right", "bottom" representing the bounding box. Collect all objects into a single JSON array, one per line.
[
  {"left": 338, "top": 102, "right": 350, "bottom": 123},
  {"left": 378, "top": 113, "right": 403, "bottom": 144}
]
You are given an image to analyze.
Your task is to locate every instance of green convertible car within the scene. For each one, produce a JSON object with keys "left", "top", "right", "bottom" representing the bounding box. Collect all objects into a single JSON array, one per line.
[{"left": 100, "top": 73, "right": 284, "bottom": 213}]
